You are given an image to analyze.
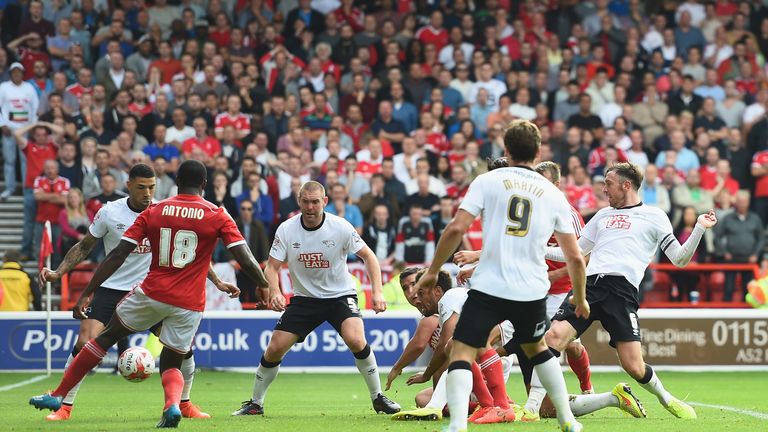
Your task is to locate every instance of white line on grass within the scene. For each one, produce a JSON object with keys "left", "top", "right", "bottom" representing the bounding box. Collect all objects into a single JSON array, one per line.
[
  {"left": 690, "top": 402, "right": 768, "bottom": 420},
  {"left": 0, "top": 375, "right": 49, "bottom": 392}
]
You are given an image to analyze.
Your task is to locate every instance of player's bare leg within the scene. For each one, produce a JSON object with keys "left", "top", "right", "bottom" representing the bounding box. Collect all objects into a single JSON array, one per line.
[
  {"left": 234, "top": 330, "right": 299, "bottom": 416},
  {"left": 149, "top": 325, "right": 209, "bottom": 419},
  {"left": 156, "top": 346, "right": 187, "bottom": 428},
  {"left": 339, "top": 317, "right": 400, "bottom": 414},
  {"left": 616, "top": 341, "right": 695, "bottom": 418},
  {"left": 30, "top": 314, "right": 133, "bottom": 412},
  {"left": 45, "top": 319, "right": 105, "bottom": 421}
]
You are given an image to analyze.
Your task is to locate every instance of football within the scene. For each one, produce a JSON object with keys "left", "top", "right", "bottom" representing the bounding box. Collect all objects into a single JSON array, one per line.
[{"left": 117, "top": 347, "right": 155, "bottom": 382}]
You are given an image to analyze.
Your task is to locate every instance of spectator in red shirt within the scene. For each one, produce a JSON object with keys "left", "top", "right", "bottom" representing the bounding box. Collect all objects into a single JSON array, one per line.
[
  {"left": 215, "top": 94, "right": 251, "bottom": 141},
  {"left": 13, "top": 121, "right": 62, "bottom": 259},
  {"left": 445, "top": 164, "right": 470, "bottom": 207},
  {"left": 149, "top": 40, "right": 182, "bottom": 85},
  {"left": 415, "top": 10, "right": 449, "bottom": 52},
  {"left": 7, "top": 32, "right": 52, "bottom": 81},
  {"left": 567, "top": 165, "right": 599, "bottom": 219},
  {"left": 33, "top": 159, "right": 70, "bottom": 263},
  {"left": 182, "top": 117, "right": 222, "bottom": 165}
]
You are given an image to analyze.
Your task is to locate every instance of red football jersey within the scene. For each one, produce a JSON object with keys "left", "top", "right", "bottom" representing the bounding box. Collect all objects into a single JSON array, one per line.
[
  {"left": 122, "top": 194, "right": 246, "bottom": 311},
  {"left": 214, "top": 112, "right": 251, "bottom": 136},
  {"left": 546, "top": 204, "right": 585, "bottom": 295}
]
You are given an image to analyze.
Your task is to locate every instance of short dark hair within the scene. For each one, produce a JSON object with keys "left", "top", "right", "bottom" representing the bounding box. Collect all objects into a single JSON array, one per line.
[
  {"left": 606, "top": 162, "right": 643, "bottom": 190},
  {"left": 503, "top": 120, "right": 541, "bottom": 163},
  {"left": 487, "top": 156, "right": 509, "bottom": 171},
  {"left": 415, "top": 269, "right": 452, "bottom": 293},
  {"left": 176, "top": 160, "right": 207, "bottom": 189},
  {"left": 129, "top": 163, "right": 155, "bottom": 180},
  {"left": 399, "top": 267, "right": 421, "bottom": 290}
]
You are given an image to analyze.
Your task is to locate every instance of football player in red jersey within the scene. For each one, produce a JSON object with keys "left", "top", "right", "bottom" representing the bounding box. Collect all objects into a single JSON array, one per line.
[{"left": 30, "top": 160, "right": 270, "bottom": 428}]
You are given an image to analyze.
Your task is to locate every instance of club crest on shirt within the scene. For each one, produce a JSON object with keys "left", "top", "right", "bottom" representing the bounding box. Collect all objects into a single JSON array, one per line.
[
  {"left": 322, "top": 240, "right": 335, "bottom": 248},
  {"left": 605, "top": 214, "right": 631, "bottom": 230},
  {"left": 298, "top": 252, "right": 330, "bottom": 268},
  {"left": 271, "top": 237, "right": 281, "bottom": 250}
]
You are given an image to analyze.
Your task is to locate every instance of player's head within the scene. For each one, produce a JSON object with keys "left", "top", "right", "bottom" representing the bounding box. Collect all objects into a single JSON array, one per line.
[
  {"left": 127, "top": 163, "right": 156, "bottom": 210},
  {"left": 298, "top": 181, "right": 328, "bottom": 227},
  {"left": 534, "top": 161, "right": 562, "bottom": 187},
  {"left": 399, "top": 266, "right": 423, "bottom": 310},
  {"left": 176, "top": 159, "right": 208, "bottom": 194},
  {"left": 414, "top": 269, "right": 452, "bottom": 316},
  {"left": 487, "top": 156, "right": 509, "bottom": 171},
  {"left": 503, "top": 120, "right": 541, "bottom": 164},
  {"left": 604, "top": 162, "right": 643, "bottom": 208}
]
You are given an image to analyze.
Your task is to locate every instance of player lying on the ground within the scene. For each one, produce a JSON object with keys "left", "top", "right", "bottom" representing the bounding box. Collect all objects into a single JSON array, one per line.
[
  {"left": 392, "top": 270, "right": 518, "bottom": 424},
  {"left": 232, "top": 181, "right": 400, "bottom": 417},
  {"left": 384, "top": 266, "right": 441, "bottom": 408},
  {"left": 38, "top": 164, "right": 220, "bottom": 421},
  {"left": 541, "top": 162, "right": 717, "bottom": 420},
  {"left": 30, "top": 160, "right": 270, "bottom": 429}
]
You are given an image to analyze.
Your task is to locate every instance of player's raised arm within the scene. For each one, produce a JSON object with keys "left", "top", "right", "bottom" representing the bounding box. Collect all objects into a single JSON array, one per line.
[
  {"left": 662, "top": 210, "right": 718, "bottom": 267},
  {"left": 356, "top": 244, "right": 385, "bottom": 313},
  {"left": 545, "top": 234, "right": 595, "bottom": 262},
  {"left": 74, "top": 239, "right": 135, "bottom": 319},
  {"left": 39, "top": 232, "right": 100, "bottom": 287}
]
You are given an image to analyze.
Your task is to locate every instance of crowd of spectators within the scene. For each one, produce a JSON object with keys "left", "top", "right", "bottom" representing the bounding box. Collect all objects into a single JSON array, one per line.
[{"left": 1, "top": 0, "right": 768, "bottom": 307}]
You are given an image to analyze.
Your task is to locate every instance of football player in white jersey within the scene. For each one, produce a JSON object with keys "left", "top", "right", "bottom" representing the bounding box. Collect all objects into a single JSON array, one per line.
[
  {"left": 543, "top": 162, "right": 717, "bottom": 420},
  {"left": 39, "top": 164, "right": 230, "bottom": 421},
  {"left": 233, "top": 181, "right": 401, "bottom": 416},
  {"left": 415, "top": 120, "right": 589, "bottom": 432}
]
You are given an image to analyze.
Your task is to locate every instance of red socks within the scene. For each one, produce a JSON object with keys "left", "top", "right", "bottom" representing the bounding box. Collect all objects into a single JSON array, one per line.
[
  {"left": 478, "top": 349, "right": 510, "bottom": 409},
  {"left": 162, "top": 369, "right": 184, "bottom": 410},
  {"left": 470, "top": 362, "right": 494, "bottom": 407},
  {"left": 51, "top": 340, "right": 106, "bottom": 397},
  {"left": 567, "top": 347, "right": 593, "bottom": 392}
]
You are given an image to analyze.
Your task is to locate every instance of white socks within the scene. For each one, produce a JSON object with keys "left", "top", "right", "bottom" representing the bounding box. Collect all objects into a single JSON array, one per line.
[
  {"left": 446, "top": 364, "right": 473, "bottom": 432},
  {"left": 425, "top": 371, "right": 448, "bottom": 409},
  {"left": 353, "top": 346, "right": 382, "bottom": 400},
  {"left": 533, "top": 354, "right": 576, "bottom": 426},
  {"left": 62, "top": 353, "right": 83, "bottom": 405},
  {"left": 251, "top": 357, "right": 281, "bottom": 405},
  {"left": 570, "top": 392, "right": 619, "bottom": 416},
  {"left": 638, "top": 365, "right": 672, "bottom": 406},
  {"left": 180, "top": 354, "right": 195, "bottom": 401},
  {"left": 524, "top": 369, "right": 547, "bottom": 413}
]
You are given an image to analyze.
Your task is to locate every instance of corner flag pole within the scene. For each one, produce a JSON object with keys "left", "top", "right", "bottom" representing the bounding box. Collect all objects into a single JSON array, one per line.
[{"left": 45, "top": 221, "right": 52, "bottom": 376}]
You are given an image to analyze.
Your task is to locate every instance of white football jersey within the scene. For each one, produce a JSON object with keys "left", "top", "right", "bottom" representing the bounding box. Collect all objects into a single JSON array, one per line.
[
  {"left": 89, "top": 198, "right": 152, "bottom": 291},
  {"left": 581, "top": 203, "right": 674, "bottom": 289},
  {"left": 270, "top": 213, "right": 365, "bottom": 298},
  {"left": 460, "top": 166, "right": 574, "bottom": 301},
  {"left": 438, "top": 288, "right": 468, "bottom": 326}
]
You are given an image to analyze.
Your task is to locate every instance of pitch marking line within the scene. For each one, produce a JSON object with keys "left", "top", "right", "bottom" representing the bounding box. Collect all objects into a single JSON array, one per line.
[
  {"left": 0, "top": 375, "right": 49, "bottom": 392},
  {"left": 690, "top": 402, "right": 768, "bottom": 420}
]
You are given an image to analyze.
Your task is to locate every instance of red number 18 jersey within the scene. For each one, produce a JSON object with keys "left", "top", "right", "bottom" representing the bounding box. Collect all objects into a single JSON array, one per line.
[{"left": 122, "top": 194, "right": 246, "bottom": 311}]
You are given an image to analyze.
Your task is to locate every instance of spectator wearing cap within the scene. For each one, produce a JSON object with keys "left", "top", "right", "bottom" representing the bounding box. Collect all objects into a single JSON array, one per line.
[
  {"left": 0, "top": 250, "right": 41, "bottom": 311},
  {"left": 0, "top": 63, "right": 39, "bottom": 200}
]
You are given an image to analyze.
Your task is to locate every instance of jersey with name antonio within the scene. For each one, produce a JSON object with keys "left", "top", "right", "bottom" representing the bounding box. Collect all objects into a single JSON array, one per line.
[
  {"left": 581, "top": 203, "right": 674, "bottom": 290},
  {"left": 122, "top": 194, "right": 245, "bottom": 311},
  {"left": 89, "top": 197, "right": 152, "bottom": 291},
  {"left": 460, "top": 166, "right": 574, "bottom": 301},
  {"left": 546, "top": 204, "right": 585, "bottom": 295},
  {"left": 270, "top": 212, "right": 365, "bottom": 299}
]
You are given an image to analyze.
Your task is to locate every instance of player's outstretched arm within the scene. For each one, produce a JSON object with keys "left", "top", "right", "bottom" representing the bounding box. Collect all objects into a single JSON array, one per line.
[
  {"left": 545, "top": 236, "right": 595, "bottom": 262},
  {"left": 555, "top": 231, "right": 589, "bottom": 319},
  {"left": 420, "top": 210, "right": 475, "bottom": 291},
  {"left": 664, "top": 210, "right": 718, "bottom": 267},
  {"left": 229, "top": 244, "right": 269, "bottom": 288},
  {"left": 453, "top": 250, "right": 481, "bottom": 266},
  {"left": 408, "top": 313, "right": 457, "bottom": 385},
  {"left": 39, "top": 232, "right": 100, "bottom": 287},
  {"left": 357, "top": 245, "right": 386, "bottom": 313},
  {"left": 206, "top": 263, "right": 240, "bottom": 298},
  {"left": 74, "top": 240, "right": 135, "bottom": 320},
  {"left": 262, "top": 256, "right": 286, "bottom": 311},
  {"left": 386, "top": 315, "right": 439, "bottom": 390}
]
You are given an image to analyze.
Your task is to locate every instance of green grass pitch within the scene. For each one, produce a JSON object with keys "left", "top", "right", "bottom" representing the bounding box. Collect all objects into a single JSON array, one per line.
[{"left": 1, "top": 371, "right": 765, "bottom": 431}]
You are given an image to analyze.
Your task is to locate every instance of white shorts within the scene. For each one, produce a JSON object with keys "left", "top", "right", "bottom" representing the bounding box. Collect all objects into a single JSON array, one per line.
[
  {"left": 546, "top": 292, "right": 580, "bottom": 343},
  {"left": 546, "top": 293, "right": 568, "bottom": 319},
  {"left": 494, "top": 320, "right": 515, "bottom": 348},
  {"left": 116, "top": 287, "right": 203, "bottom": 354}
]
